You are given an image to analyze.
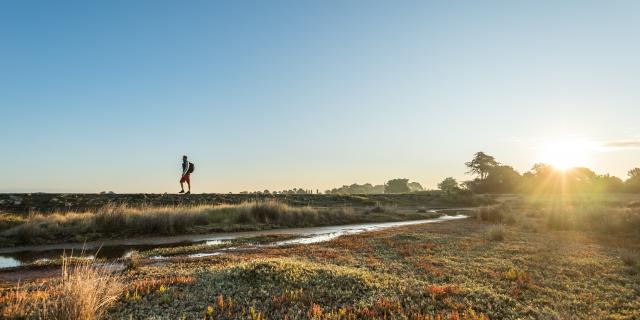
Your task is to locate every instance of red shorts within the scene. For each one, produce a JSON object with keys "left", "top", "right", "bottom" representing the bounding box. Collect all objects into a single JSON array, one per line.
[{"left": 180, "top": 173, "right": 191, "bottom": 183}]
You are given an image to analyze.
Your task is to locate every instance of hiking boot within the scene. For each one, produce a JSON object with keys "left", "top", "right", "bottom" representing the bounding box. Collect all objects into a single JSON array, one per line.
[
  {"left": 179, "top": 190, "right": 184, "bottom": 193},
  {"left": 185, "top": 191, "right": 191, "bottom": 195}
]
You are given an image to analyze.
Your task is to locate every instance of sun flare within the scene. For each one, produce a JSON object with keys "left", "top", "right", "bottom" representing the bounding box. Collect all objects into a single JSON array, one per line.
[{"left": 538, "top": 140, "right": 592, "bottom": 171}]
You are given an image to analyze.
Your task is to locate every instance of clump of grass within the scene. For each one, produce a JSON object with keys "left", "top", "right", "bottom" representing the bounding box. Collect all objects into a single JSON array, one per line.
[
  {"left": 620, "top": 249, "right": 639, "bottom": 267},
  {"left": 476, "top": 205, "right": 509, "bottom": 223},
  {"left": 124, "top": 250, "right": 141, "bottom": 271},
  {"left": 2, "top": 257, "right": 124, "bottom": 320},
  {"left": 45, "top": 258, "right": 124, "bottom": 320},
  {"left": 486, "top": 225, "right": 506, "bottom": 241},
  {"left": 370, "top": 206, "right": 385, "bottom": 213},
  {"left": 1, "top": 284, "right": 32, "bottom": 318},
  {"left": 0, "top": 214, "right": 25, "bottom": 232}
]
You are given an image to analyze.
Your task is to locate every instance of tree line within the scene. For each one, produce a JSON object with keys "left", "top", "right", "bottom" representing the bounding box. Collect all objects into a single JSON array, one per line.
[
  {"left": 240, "top": 152, "right": 639, "bottom": 195},
  {"left": 324, "top": 179, "right": 424, "bottom": 194},
  {"left": 437, "top": 152, "right": 640, "bottom": 194}
]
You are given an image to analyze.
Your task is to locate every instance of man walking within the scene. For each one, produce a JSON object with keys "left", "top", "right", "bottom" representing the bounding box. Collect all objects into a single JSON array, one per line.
[{"left": 180, "top": 155, "right": 194, "bottom": 194}]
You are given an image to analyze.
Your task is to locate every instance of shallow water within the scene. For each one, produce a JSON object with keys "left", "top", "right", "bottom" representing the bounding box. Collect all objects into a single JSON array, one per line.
[{"left": 0, "top": 210, "right": 470, "bottom": 269}]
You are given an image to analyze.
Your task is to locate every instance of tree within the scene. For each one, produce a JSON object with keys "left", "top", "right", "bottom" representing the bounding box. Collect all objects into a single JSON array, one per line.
[
  {"left": 438, "top": 177, "right": 459, "bottom": 194},
  {"left": 626, "top": 168, "right": 640, "bottom": 192},
  {"left": 465, "top": 165, "right": 522, "bottom": 193},
  {"left": 465, "top": 152, "right": 499, "bottom": 180},
  {"left": 384, "top": 178, "right": 410, "bottom": 194},
  {"left": 408, "top": 182, "right": 424, "bottom": 192}
]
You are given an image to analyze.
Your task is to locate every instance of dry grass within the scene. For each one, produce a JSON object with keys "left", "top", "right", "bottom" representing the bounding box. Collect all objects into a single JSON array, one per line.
[
  {"left": 0, "top": 201, "right": 364, "bottom": 245},
  {"left": 475, "top": 205, "right": 516, "bottom": 225},
  {"left": 620, "top": 249, "right": 639, "bottom": 267},
  {"left": 45, "top": 259, "right": 124, "bottom": 320},
  {"left": 544, "top": 205, "right": 640, "bottom": 233},
  {"left": 485, "top": 224, "right": 505, "bottom": 241},
  {"left": 1, "top": 257, "right": 124, "bottom": 320}
]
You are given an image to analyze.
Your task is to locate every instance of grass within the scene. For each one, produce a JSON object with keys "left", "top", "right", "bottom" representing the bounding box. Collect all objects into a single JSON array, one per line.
[
  {"left": 620, "top": 249, "right": 639, "bottom": 267},
  {"left": 3, "top": 214, "right": 640, "bottom": 319},
  {"left": 1, "top": 257, "right": 124, "bottom": 320},
  {"left": 475, "top": 196, "right": 640, "bottom": 235},
  {"left": 0, "top": 200, "right": 437, "bottom": 246},
  {"left": 3, "top": 194, "right": 639, "bottom": 319},
  {"left": 485, "top": 224, "right": 505, "bottom": 241},
  {"left": 85, "top": 215, "right": 638, "bottom": 319}
]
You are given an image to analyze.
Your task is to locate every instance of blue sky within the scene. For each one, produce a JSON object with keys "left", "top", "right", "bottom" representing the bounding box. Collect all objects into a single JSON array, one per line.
[{"left": 1, "top": 1, "right": 639, "bottom": 193}]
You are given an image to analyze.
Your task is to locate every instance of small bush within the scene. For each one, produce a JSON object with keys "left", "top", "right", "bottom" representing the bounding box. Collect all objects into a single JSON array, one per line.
[
  {"left": 486, "top": 225, "right": 506, "bottom": 241},
  {"left": 370, "top": 206, "right": 385, "bottom": 213},
  {"left": 620, "top": 249, "right": 639, "bottom": 267},
  {"left": 477, "top": 206, "right": 506, "bottom": 223},
  {"left": 124, "top": 250, "right": 141, "bottom": 271}
]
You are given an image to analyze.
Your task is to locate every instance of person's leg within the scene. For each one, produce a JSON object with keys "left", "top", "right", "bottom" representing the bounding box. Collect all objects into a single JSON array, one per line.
[
  {"left": 179, "top": 176, "right": 186, "bottom": 193},
  {"left": 186, "top": 174, "right": 191, "bottom": 193}
]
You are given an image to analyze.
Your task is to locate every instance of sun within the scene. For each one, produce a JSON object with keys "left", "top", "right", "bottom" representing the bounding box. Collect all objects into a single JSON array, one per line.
[{"left": 538, "top": 140, "right": 592, "bottom": 171}]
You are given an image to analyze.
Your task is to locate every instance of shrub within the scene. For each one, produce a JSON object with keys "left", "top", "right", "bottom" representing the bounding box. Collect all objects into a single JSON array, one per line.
[
  {"left": 370, "top": 206, "right": 385, "bottom": 213},
  {"left": 476, "top": 206, "right": 510, "bottom": 223},
  {"left": 620, "top": 249, "right": 639, "bottom": 267},
  {"left": 124, "top": 250, "right": 141, "bottom": 271},
  {"left": 486, "top": 225, "right": 506, "bottom": 241}
]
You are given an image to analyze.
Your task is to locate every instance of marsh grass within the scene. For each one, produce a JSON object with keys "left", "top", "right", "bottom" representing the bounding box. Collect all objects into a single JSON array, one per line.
[
  {"left": 486, "top": 224, "right": 506, "bottom": 241},
  {"left": 0, "top": 201, "right": 376, "bottom": 245},
  {"left": 544, "top": 205, "right": 640, "bottom": 233},
  {"left": 475, "top": 205, "right": 516, "bottom": 225},
  {"left": 479, "top": 197, "right": 640, "bottom": 236},
  {"left": 620, "top": 249, "right": 639, "bottom": 267},
  {"left": 2, "top": 257, "right": 124, "bottom": 320}
]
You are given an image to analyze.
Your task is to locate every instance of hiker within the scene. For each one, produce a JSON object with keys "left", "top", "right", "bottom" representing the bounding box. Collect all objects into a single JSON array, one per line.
[{"left": 179, "top": 155, "right": 195, "bottom": 194}]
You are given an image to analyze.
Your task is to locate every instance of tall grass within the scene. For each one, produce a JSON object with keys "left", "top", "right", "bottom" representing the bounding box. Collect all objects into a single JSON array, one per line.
[
  {"left": 544, "top": 205, "right": 640, "bottom": 233},
  {"left": 474, "top": 205, "right": 517, "bottom": 225},
  {"left": 1, "top": 257, "right": 124, "bottom": 320},
  {"left": 0, "top": 201, "right": 360, "bottom": 244},
  {"left": 474, "top": 198, "right": 640, "bottom": 236},
  {"left": 486, "top": 225, "right": 506, "bottom": 241}
]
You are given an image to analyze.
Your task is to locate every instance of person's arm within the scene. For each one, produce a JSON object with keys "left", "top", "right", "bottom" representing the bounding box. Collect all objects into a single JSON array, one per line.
[{"left": 182, "top": 161, "right": 188, "bottom": 176}]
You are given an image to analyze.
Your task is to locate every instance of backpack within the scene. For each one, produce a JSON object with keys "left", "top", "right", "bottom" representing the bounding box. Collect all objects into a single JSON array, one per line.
[{"left": 188, "top": 162, "right": 195, "bottom": 173}]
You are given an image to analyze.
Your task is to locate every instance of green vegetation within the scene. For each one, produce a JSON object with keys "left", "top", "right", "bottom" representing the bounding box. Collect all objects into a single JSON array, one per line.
[
  {"left": 324, "top": 183, "right": 385, "bottom": 194},
  {"left": 438, "top": 177, "right": 460, "bottom": 194},
  {"left": 324, "top": 179, "right": 424, "bottom": 194}
]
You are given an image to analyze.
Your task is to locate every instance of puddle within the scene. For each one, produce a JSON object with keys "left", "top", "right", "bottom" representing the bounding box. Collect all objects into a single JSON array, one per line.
[{"left": 0, "top": 211, "right": 470, "bottom": 269}]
